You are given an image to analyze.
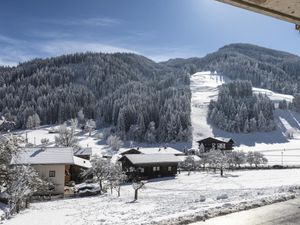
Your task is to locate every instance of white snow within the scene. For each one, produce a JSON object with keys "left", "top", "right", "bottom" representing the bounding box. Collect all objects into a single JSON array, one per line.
[
  {"left": 253, "top": 87, "right": 294, "bottom": 103},
  {"left": 176, "top": 155, "right": 201, "bottom": 162},
  {"left": 10, "top": 126, "right": 115, "bottom": 157},
  {"left": 191, "top": 71, "right": 300, "bottom": 166},
  {"left": 2, "top": 169, "right": 300, "bottom": 225},
  {"left": 137, "top": 147, "right": 183, "bottom": 155},
  {"left": 10, "top": 147, "right": 91, "bottom": 168},
  {"left": 122, "top": 154, "right": 181, "bottom": 164}
]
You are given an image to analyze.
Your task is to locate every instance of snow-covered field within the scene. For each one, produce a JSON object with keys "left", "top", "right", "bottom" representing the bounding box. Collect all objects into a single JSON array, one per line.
[
  {"left": 2, "top": 169, "right": 300, "bottom": 225},
  {"left": 10, "top": 125, "right": 191, "bottom": 160},
  {"left": 191, "top": 71, "right": 300, "bottom": 166},
  {"left": 9, "top": 126, "right": 113, "bottom": 157}
]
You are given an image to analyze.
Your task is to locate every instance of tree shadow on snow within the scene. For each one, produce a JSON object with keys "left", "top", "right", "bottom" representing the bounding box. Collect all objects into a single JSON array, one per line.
[
  {"left": 146, "top": 176, "right": 176, "bottom": 183},
  {"left": 209, "top": 116, "right": 289, "bottom": 147}
]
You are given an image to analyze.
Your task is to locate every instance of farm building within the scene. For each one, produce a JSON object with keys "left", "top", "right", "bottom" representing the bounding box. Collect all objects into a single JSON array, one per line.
[
  {"left": 11, "top": 147, "right": 91, "bottom": 194},
  {"left": 118, "top": 154, "right": 181, "bottom": 179},
  {"left": 197, "top": 137, "right": 234, "bottom": 152}
]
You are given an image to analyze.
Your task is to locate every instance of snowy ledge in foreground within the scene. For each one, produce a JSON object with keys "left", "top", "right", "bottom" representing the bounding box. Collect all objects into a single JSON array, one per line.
[{"left": 153, "top": 193, "right": 297, "bottom": 225}]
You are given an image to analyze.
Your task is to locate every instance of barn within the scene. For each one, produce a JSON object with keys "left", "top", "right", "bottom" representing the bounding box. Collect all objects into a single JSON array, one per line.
[
  {"left": 118, "top": 154, "right": 181, "bottom": 179},
  {"left": 197, "top": 137, "right": 234, "bottom": 152}
]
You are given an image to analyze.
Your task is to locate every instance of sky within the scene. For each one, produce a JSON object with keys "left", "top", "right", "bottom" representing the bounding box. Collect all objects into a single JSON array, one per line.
[{"left": 0, "top": 0, "right": 299, "bottom": 66}]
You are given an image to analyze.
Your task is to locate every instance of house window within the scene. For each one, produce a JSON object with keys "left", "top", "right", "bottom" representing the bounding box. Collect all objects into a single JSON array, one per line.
[
  {"left": 49, "top": 170, "right": 56, "bottom": 177},
  {"left": 153, "top": 166, "right": 160, "bottom": 172},
  {"left": 168, "top": 166, "right": 172, "bottom": 171},
  {"left": 217, "top": 143, "right": 225, "bottom": 149},
  {"left": 140, "top": 168, "right": 144, "bottom": 173}
]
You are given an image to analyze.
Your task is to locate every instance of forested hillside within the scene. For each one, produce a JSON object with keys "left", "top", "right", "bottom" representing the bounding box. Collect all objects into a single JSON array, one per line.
[
  {"left": 0, "top": 53, "right": 191, "bottom": 142},
  {"left": 1, "top": 43, "right": 300, "bottom": 140},
  {"left": 208, "top": 80, "right": 276, "bottom": 133},
  {"left": 164, "top": 43, "right": 300, "bottom": 95}
]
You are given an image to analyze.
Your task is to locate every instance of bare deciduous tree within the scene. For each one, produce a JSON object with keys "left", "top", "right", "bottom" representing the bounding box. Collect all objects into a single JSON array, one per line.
[
  {"left": 106, "top": 135, "right": 123, "bottom": 152},
  {"left": 81, "top": 156, "right": 110, "bottom": 195},
  {"left": 55, "top": 124, "right": 78, "bottom": 147}
]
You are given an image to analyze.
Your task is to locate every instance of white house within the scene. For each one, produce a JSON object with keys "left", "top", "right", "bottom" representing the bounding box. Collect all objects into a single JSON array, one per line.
[{"left": 11, "top": 147, "right": 91, "bottom": 195}]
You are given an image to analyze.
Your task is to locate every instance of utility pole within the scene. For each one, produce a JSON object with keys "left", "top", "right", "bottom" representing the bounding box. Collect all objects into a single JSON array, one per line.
[{"left": 281, "top": 149, "right": 285, "bottom": 166}]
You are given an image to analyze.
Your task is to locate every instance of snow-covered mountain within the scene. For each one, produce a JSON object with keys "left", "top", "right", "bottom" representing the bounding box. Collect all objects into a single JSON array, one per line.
[{"left": 191, "top": 71, "right": 300, "bottom": 165}]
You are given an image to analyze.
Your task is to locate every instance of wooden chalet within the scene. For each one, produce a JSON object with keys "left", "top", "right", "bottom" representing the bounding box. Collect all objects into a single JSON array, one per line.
[
  {"left": 118, "top": 154, "right": 180, "bottom": 179},
  {"left": 197, "top": 137, "right": 234, "bottom": 153}
]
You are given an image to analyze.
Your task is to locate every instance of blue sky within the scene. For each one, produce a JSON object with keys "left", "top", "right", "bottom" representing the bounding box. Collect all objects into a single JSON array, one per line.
[{"left": 0, "top": 0, "right": 299, "bottom": 66}]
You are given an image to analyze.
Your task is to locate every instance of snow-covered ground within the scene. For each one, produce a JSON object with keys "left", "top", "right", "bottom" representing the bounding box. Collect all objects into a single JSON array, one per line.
[
  {"left": 10, "top": 125, "right": 189, "bottom": 159},
  {"left": 191, "top": 71, "right": 300, "bottom": 166},
  {"left": 2, "top": 169, "right": 300, "bottom": 225},
  {"left": 9, "top": 126, "right": 114, "bottom": 157}
]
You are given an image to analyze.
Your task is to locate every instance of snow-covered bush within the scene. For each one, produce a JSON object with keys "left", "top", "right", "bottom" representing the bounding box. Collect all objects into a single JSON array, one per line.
[
  {"left": 40, "top": 138, "right": 49, "bottom": 146},
  {"left": 180, "top": 156, "right": 196, "bottom": 175},
  {"left": 227, "top": 151, "right": 246, "bottom": 168},
  {"left": 207, "top": 150, "right": 229, "bottom": 176},
  {"left": 216, "top": 194, "right": 228, "bottom": 200},
  {"left": 106, "top": 135, "right": 123, "bottom": 151},
  {"left": 246, "top": 151, "right": 268, "bottom": 167},
  {"left": 285, "top": 129, "right": 294, "bottom": 139},
  {"left": 85, "top": 119, "right": 96, "bottom": 136},
  {"left": 25, "top": 113, "right": 40, "bottom": 129},
  {"left": 55, "top": 124, "right": 78, "bottom": 147}
]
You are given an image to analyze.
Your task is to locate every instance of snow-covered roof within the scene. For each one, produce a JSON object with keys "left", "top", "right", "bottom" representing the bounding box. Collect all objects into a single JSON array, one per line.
[
  {"left": 118, "top": 148, "right": 141, "bottom": 155},
  {"left": 221, "top": 138, "right": 234, "bottom": 143},
  {"left": 73, "top": 147, "right": 92, "bottom": 156},
  {"left": 11, "top": 147, "right": 91, "bottom": 168},
  {"left": 176, "top": 155, "right": 201, "bottom": 162},
  {"left": 122, "top": 154, "right": 181, "bottom": 165},
  {"left": 137, "top": 147, "right": 184, "bottom": 155},
  {"left": 197, "top": 137, "right": 234, "bottom": 143}
]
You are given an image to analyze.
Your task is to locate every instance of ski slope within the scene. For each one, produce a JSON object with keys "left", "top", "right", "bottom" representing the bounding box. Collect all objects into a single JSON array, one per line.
[{"left": 191, "top": 71, "right": 300, "bottom": 166}]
